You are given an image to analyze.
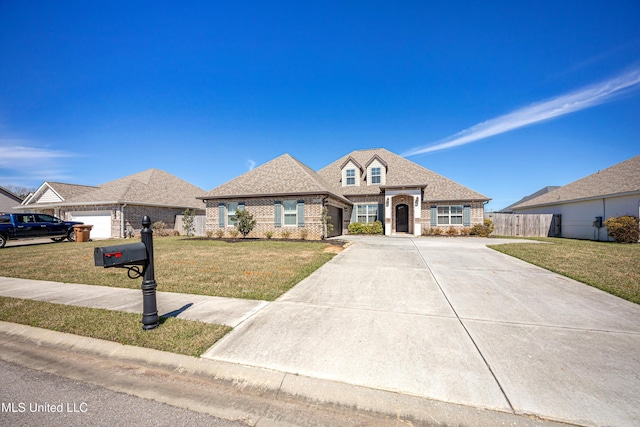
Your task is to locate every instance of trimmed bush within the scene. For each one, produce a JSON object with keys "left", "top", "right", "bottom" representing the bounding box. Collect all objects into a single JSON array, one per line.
[
  {"left": 348, "top": 221, "right": 383, "bottom": 235},
  {"left": 299, "top": 228, "right": 308, "bottom": 240},
  {"left": 604, "top": 216, "right": 639, "bottom": 243},
  {"left": 469, "top": 219, "right": 494, "bottom": 237}
]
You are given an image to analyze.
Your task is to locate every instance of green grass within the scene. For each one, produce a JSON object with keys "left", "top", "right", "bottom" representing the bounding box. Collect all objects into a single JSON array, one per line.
[
  {"left": 488, "top": 237, "right": 640, "bottom": 304},
  {"left": 0, "top": 296, "right": 231, "bottom": 357},
  {"left": 0, "top": 237, "right": 339, "bottom": 301}
]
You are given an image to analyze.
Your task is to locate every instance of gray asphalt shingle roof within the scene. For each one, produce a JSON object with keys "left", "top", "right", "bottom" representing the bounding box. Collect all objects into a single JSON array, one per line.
[
  {"left": 203, "top": 148, "right": 489, "bottom": 203},
  {"left": 318, "top": 148, "right": 490, "bottom": 201},
  {"left": 201, "top": 154, "right": 350, "bottom": 203},
  {"left": 46, "top": 182, "right": 99, "bottom": 200},
  {"left": 512, "top": 154, "right": 640, "bottom": 209},
  {"left": 63, "top": 168, "right": 205, "bottom": 208}
]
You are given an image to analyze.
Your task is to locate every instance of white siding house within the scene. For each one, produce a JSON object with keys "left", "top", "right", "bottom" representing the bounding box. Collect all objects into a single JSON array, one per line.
[{"left": 511, "top": 155, "right": 640, "bottom": 241}]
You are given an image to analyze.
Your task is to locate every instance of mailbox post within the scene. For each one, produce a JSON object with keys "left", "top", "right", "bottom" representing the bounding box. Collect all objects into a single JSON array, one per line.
[
  {"left": 140, "top": 216, "right": 159, "bottom": 330},
  {"left": 94, "top": 216, "right": 159, "bottom": 330}
]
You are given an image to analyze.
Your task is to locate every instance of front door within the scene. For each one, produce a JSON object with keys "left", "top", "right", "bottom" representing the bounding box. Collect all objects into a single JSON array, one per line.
[{"left": 396, "top": 204, "right": 409, "bottom": 233}]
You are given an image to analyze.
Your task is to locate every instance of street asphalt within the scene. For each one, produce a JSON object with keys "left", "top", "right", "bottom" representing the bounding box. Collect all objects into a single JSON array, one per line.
[{"left": 1, "top": 235, "right": 639, "bottom": 426}]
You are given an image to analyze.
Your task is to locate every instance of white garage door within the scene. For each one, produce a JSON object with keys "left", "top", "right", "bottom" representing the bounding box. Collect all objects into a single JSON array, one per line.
[{"left": 68, "top": 211, "right": 112, "bottom": 239}]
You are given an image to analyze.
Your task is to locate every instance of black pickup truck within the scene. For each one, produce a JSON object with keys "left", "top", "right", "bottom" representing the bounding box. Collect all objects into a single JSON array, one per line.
[{"left": 0, "top": 213, "right": 83, "bottom": 248}]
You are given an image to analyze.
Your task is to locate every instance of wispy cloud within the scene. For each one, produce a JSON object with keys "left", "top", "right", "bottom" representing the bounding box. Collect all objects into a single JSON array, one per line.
[
  {"left": 247, "top": 159, "right": 256, "bottom": 171},
  {"left": 402, "top": 68, "right": 640, "bottom": 157},
  {"left": 0, "top": 140, "right": 76, "bottom": 185}
]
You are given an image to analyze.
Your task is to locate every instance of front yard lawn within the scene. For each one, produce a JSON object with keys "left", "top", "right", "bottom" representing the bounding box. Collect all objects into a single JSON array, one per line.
[
  {"left": 488, "top": 237, "right": 640, "bottom": 304},
  {"left": 0, "top": 296, "right": 230, "bottom": 357},
  {"left": 0, "top": 237, "right": 341, "bottom": 301}
]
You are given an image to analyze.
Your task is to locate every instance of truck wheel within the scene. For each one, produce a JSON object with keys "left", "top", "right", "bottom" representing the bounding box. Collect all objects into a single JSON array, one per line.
[
  {"left": 66, "top": 230, "right": 76, "bottom": 242},
  {"left": 0, "top": 234, "right": 7, "bottom": 248}
]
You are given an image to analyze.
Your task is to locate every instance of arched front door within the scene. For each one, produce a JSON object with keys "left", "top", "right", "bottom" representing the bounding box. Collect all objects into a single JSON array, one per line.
[{"left": 396, "top": 204, "right": 409, "bottom": 233}]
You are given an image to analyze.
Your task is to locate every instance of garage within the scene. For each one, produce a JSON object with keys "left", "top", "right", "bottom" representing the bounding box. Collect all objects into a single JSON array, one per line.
[
  {"left": 326, "top": 205, "right": 343, "bottom": 238},
  {"left": 68, "top": 211, "right": 112, "bottom": 239}
]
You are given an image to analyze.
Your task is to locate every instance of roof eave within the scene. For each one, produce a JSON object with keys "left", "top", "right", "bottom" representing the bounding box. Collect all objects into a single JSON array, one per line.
[
  {"left": 199, "top": 191, "right": 352, "bottom": 205},
  {"left": 512, "top": 189, "right": 640, "bottom": 210}
]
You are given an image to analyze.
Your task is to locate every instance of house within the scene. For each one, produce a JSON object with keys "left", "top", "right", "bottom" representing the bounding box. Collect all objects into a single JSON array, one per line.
[
  {"left": 499, "top": 186, "right": 560, "bottom": 213},
  {"left": 19, "top": 169, "right": 205, "bottom": 239},
  {"left": 199, "top": 148, "right": 490, "bottom": 239},
  {"left": 511, "top": 155, "right": 640, "bottom": 241},
  {"left": 0, "top": 186, "right": 24, "bottom": 213}
]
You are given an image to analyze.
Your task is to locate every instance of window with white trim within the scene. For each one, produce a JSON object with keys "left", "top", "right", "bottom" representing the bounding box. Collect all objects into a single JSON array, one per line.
[
  {"left": 227, "top": 202, "right": 238, "bottom": 226},
  {"left": 346, "top": 169, "right": 356, "bottom": 185},
  {"left": 437, "top": 206, "right": 463, "bottom": 225},
  {"left": 356, "top": 204, "right": 378, "bottom": 223},
  {"left": 370, "top": 167, "right": 381, "bottom": 184},
  {"left": 283, "top": 200, "right": 297, "bottom": 226}
]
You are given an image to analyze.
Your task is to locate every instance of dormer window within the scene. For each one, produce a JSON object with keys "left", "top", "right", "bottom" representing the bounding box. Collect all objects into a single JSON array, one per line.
[
  {"left": 371, "top": 167, "right": 381, "bottom": 184},
  {"left": 346, "top": 169, "right": 356, "bottom": 185}
]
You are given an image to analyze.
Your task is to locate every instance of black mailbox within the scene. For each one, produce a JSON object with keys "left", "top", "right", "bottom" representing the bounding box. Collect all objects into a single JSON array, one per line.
[{"left": 94, "top": 242, "right": 147, "bottom": 268}]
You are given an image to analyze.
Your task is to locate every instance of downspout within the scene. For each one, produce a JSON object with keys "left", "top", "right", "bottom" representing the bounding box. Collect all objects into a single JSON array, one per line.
[
  {"left": 601, "top": 198, "right": 606, "bottom": 241},
  {"left": 120, "top": 204, "right": 127, "bottom": 238}
]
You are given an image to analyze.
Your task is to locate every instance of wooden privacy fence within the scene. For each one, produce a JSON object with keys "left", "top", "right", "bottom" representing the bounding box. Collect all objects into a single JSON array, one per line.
[
  {"left": 487, "top": 213, "right": 561, "bottom": 237},
  {"left": 174, "top": 214, "right": 206, "bottom": 236}
]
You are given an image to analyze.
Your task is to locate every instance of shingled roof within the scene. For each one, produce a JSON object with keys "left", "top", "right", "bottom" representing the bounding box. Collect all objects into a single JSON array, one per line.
[
  {"left": 317, "top": 148, "right": 490, "bottom": 201},
  {"left": 62, "top": 169, "right": 205, "bottom": 208},
  {"left": 500, "top": 186, "right": 560, "bottom": 212},
  {"left": 200, "top": 154, "right": 350, "bottom": 203},
  {"left": 512, "top": 155, "right": 640, "bottom": 209}
]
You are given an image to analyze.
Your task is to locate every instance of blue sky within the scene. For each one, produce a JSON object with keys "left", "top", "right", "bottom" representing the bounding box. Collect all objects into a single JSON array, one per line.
[{"left": 1, "top": 1, "right": 639, "bottom": 211}]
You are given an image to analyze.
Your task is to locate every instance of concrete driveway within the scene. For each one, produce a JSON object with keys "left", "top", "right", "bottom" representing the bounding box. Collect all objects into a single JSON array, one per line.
[{"left": 203, "top": 236, "right": 640, "bottom": 426}]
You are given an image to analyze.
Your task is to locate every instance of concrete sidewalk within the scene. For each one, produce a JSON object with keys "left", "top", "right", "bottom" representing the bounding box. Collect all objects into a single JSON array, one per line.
[
  {"left": 1, "top": 235, "right": 639, "bottom": 426},
  {"left": 0, "top": 277, "right": 267, "bottom": 327}
]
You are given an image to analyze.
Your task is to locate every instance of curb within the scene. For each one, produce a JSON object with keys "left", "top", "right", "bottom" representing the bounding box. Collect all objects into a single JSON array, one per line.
[{"left": 0, "top": 321, "right": 574, "bottom": 426}]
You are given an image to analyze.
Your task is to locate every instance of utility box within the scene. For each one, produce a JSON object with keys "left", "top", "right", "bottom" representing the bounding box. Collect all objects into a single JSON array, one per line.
[
  {"left": 593, "top": 216, "right": 603, "bottom": 228},
  {"left": 94, "top": 242, "right": 147, "bottom": 268}
]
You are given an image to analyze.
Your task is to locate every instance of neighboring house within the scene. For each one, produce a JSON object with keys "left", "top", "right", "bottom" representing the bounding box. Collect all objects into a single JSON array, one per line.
[
  {"left": 511, "top": 155, "right": 640, "bottom": 241},
  {"left": 19, "top": 169, "right": 205, "bottom": 239},
  {"left": 0, "top": 186, "right": 24, "bottom": 213},
  {"left": 499, "top": 186, "right": 560, "bottom": 213},
  {"left": 199, "top": 148, "right": 490, "bottom": 239}
]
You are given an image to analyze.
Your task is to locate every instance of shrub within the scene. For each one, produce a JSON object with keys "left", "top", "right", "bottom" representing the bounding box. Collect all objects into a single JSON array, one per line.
[
  {"left": 469, "top": 219, "right": 494, "bottom": 237},
  {"left": 228, "top": 229, "right": 239, "bottom": 238},
  {"left": 299, "top": 228, "right": 308, "bottom": 240},
  {"left": 215, "top": 229, "right": 225, "bottom": 239},
  {"left": 446, "top": 226, "right": 457, "bottom": 236},
  {"left": 152, "top": 221, "right": 171, "bottom": 237},
  {"left": 604, "top": 216, "right": 639, "bottom": 243},
  {"left": 432, "top": 227, "right": 443, "bottom": 236},
  {"left": 348, "top": 221, "right": 383, "bottom": 235},
  {"left": 206, "top": 230, "right": 214, "bottom": 238},
  {"left": 281, "top": 230, "right": 291, "bottom": 239},
  {"left": 265, "top": 231, "right": 274, "bottom": 239},
  {"left": 233, "top": 209, "right": 256, "bottom": 237},
  {"left": 459, "top": 227, "right": 471, "bottom": 236}
]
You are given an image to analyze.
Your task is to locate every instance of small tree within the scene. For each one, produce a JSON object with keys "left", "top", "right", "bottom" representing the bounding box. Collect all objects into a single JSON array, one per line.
[
  {"left": 182, "top": 208, "right": 196, "bottom": 237},
  {"left": 322, "top": 207, "right": 334, "bottom": 238},
  {"left": 604, "top": 216, "right": 639, "bottom": 243},
  {"left": 234, "top": 209, "right": 256, "bottom": 238}
]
